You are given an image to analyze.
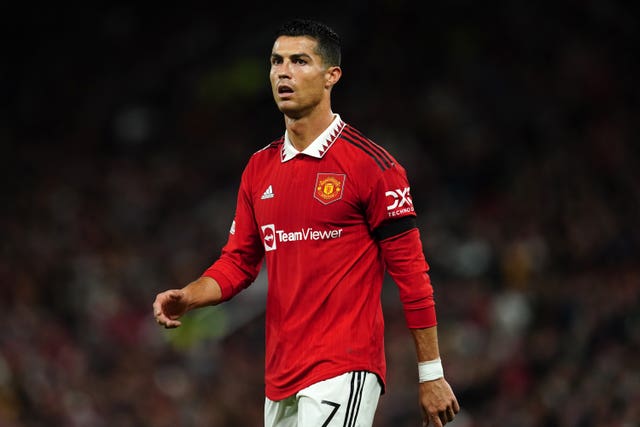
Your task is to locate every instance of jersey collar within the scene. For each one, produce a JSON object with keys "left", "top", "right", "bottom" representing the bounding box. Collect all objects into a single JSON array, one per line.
[{"left": 281, "top": 114, "right": 345, "bottom": 162}]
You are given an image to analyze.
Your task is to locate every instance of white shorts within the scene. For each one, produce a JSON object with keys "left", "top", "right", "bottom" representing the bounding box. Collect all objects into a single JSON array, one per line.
[{"left": 265, "top": 371, "right": 382, "bottom": 427}]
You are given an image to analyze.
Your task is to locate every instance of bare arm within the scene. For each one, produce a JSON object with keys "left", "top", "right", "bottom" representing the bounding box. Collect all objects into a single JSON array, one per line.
[
  {"left": 411, "top": 326, "right": 460, "bottom": 426},
  {"left": 153, "top": 276, "right": 222, "bottom": 328},
  {"left": 411, "top": 324, "right": 441, "bottom": 361}
]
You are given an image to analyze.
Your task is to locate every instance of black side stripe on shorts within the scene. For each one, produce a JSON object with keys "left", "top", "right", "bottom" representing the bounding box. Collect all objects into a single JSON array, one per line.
[
  {"left": 343, "top": 372, "right": 366, "bottom": 427},
  {"left": 373, "top": 216, "right": 417, "bottom": 241},
  {"left": 352, "top": 373, "right": 365, "bottom": 427},
  {"left": 342, "top": 127, "right": 394, "bottom": 168}
]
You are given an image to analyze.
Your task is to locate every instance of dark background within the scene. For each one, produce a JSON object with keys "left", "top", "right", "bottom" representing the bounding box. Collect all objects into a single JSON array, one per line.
[{"left": 2, "top": 1, "right": 639, "bottom": 426}]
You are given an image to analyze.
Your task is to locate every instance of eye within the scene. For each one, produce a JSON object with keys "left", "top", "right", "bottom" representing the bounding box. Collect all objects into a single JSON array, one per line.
[
  {"left": 294, "top": 58, "right": 307, "bottom": 65},
  {"left": 271, "top": 57, "right": 283, "bottom": 65}
]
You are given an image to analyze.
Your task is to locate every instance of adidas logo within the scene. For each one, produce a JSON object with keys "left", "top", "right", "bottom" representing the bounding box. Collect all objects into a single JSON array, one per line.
[{"left": 261, "top": 185, "right": 274, "bottom": 200}]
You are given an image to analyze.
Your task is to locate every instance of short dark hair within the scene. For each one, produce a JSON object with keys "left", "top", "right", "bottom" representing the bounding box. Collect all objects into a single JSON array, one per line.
[{"left": 274, "top": 19, "right": 341, "bottom": 67}]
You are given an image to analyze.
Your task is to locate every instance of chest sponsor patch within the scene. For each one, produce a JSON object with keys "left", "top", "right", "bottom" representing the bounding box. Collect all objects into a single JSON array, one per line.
[
  {"left": 314, "top": 173, "right": 346, "bottom": 205},
  {"left": 260, "top": 223, "right": 343, "bottom": 251}
]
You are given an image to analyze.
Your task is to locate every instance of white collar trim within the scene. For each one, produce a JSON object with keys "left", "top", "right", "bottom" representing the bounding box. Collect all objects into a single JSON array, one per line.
[{"left": 281, "top": 114, "right": 345, "bottom": 162}]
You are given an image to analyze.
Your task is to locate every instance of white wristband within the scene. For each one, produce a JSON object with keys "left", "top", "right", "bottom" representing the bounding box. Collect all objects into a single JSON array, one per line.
[{"left": 418, "top": 358, "right": 444, "bottom": 382}]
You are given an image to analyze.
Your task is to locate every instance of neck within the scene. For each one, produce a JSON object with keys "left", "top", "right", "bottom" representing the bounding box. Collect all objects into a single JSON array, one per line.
[{"left": 285, "top": 108, "right": 335, "bottom": 152}]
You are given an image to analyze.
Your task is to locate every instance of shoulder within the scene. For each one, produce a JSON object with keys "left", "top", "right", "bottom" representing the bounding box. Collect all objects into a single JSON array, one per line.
[
  {"left": 254, "top": 136, "right": 284, "bottom": 156},
  {"left": 240, "top": 136, "right": 284, "bottom": 179},
  {"left": 338, "top": 123, "right": 403, "bottom": 174},
  {"left": 248, "top": 136, "right": 284, "bottom": 163}
]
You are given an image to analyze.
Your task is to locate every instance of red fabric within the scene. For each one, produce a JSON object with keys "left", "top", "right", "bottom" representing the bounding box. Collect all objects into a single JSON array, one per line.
[
  {"left": 202, "top": 121, "right": 437, "bottom": 400},
  {"left": 379, "top": 229, "right": 437, "bottom": 329}
]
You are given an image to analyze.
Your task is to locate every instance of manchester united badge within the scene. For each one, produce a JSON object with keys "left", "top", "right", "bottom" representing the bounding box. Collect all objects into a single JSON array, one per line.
[{"left": 314, "top": 173, "right": 346, "bottom": 205}]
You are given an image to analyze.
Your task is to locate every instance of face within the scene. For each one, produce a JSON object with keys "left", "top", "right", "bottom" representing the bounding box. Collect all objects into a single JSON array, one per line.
[{"left": 270, "top": 35, "right": 340, "bottom": 118}]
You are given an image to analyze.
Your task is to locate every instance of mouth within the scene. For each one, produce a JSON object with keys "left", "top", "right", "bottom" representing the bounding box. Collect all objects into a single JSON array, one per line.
[{"left": 277, "top": 84, "right": 294, "bottom": 97}]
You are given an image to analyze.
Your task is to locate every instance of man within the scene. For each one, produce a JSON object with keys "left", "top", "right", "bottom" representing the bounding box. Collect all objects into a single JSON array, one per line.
[{"left": 153, "top": 19, "right": 459, "bottom": 427}]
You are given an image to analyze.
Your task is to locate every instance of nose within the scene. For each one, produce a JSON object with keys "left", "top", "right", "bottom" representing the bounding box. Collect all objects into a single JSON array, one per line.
[{"left": 276, "top": 60, "right": 292, "bottom": 79}]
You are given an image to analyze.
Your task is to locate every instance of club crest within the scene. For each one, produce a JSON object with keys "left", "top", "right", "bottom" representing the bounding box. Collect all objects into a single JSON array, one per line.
[{"left": 314, "top": 173, "right": 346, "bottom": 205}]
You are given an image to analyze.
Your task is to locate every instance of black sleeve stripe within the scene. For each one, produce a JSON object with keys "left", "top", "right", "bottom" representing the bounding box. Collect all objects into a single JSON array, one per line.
[
  {"left": 342, "top": 127, "right": 392, "bottom": 170},
  {"left": 343, "top": 126, "right": 395, "bottom": 166},
  {"left": 373, "top": 216, "right": 417, "bottom": 241},
  {"left": 344, "top": 126, "right": 393, "bottom": 163},
  {"left": 342, "top": 127, "right": 392, "bottom": 168},
  {"left": 342, "top": 134, "right": 388, "bottom": 171}
]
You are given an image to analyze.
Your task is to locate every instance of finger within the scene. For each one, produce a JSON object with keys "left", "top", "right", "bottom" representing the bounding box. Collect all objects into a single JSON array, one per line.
[
  {"left": 439, "top": 411, "right": 448, "bottom": 425},
  {"left": 164, "top": 320, "right": 181, "bottom": 328},
  {"left": 153, "top": 294, "right": 171, "bottom": 316},
  {"left": 155, "top": 312, "right": 169, "bottom": 325},
  {"left": 152, "top": 299, "right": 163, "bottom": 316},
  {"left": 154, "top": 303, "right": 168, "bottom": 321},
  {"left": 153, "top": 303, "right": 163, "bottom": 317},
  {"left": 445, "top": 407, "right": 455, "bottom": 422},
  {"left": 439, "top": 406, "right": 450, "bottom": 422},
  {"left": 156, "top": 315, "right": 181, "bottom": 328},
  {"left": 154, "top": 305, "right": 173, "bottom": 324},
  {"left": 453, "top": 398, "right": 460, "bottom": 414},
  {"left": 431, "top": 413, "right": 443, "bottom": 427}
]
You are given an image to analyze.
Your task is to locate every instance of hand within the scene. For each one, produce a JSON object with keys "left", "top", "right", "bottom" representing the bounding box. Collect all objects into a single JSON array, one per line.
[
  {"left": 419, "top": 377, "right": 460, "bottom": 426},
  {"left": 153, "top": 289, "right": 189, "bottom": 328}
]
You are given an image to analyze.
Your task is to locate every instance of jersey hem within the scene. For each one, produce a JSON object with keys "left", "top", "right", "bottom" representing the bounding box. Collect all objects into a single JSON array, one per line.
[{"left": 265, "top": 367, "right": 386, "bottom": 401}]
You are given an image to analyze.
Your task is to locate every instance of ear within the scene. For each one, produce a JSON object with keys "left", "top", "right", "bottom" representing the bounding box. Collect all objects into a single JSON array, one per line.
[{"left": 325, "top": 66, "right": 342, "bottom": 89}]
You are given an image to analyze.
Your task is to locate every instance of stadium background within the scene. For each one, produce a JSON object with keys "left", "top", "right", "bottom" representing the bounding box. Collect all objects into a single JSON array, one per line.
[{"left": 2, "top": 1, "right": 639, "bottom": 426}]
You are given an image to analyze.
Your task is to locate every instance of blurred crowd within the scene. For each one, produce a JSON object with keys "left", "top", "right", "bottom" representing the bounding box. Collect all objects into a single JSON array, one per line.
[{"left": 1, "top": 2, "right": 639, "bottom": 426}]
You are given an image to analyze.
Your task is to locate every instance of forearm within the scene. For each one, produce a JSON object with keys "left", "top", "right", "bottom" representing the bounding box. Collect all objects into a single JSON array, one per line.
[
  {"left": 183, "top": 276, "right": 223, "bottom": 309},
  {"left": 411, "top": 325, "right": 440, "bottom": 362},
  {"left": 380, "top": 228, "right": 437, "bottom": 328}
]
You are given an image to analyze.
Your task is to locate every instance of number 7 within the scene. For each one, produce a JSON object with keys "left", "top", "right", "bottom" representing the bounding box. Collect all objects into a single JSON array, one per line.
[{"left": 321, "top": 400, "right": 341, "bottom": 427}]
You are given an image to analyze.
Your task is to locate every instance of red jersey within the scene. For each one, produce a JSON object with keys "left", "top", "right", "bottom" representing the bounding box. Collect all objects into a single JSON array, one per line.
[{"left": 203, "top": 115, "right": 436, "bottom": 400}]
